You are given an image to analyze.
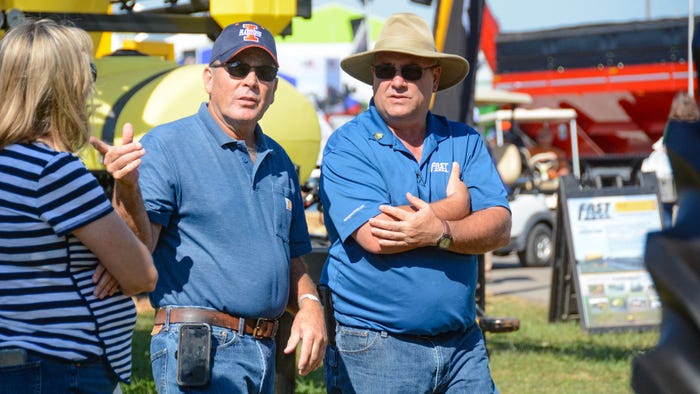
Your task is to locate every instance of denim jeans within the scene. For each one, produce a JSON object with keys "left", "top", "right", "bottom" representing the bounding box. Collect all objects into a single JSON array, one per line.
[
  {"left": 150, "top": 323, "right": 275, "bottom": 393},
  {"left": 324, "top": 323, "right": 498, "bottom": 394},
  {"left": 0, "top": 349, "right": 117, "bottom": 394}
]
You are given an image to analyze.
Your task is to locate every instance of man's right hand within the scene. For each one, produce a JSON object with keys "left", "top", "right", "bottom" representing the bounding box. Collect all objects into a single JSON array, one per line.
[{"left": 90, "top": 123, "right": 145, "bottom": 185}]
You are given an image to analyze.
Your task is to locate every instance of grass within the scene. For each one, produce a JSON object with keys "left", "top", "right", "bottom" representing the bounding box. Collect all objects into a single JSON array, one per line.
[
  {"left": 485, "top": 296, "right": 658, "bottom": 394},
  {"left": 121, "top": 295, "right": 658, "bottom": 394}
]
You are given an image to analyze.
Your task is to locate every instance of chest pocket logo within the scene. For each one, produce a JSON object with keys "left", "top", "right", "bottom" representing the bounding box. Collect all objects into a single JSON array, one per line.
[{"left": 430, "top": 162, "right": 449, "bottom": 173}]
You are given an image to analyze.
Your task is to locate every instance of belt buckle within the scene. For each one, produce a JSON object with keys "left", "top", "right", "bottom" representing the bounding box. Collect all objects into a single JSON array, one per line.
[{"left": 253, "top": 318, "right": 278, "bottom": 339}]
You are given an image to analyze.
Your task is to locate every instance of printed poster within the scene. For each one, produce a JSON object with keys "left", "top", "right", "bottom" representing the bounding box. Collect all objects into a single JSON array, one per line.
[{"left": 566, "top": 194, "right": 662, "bottom": 330}]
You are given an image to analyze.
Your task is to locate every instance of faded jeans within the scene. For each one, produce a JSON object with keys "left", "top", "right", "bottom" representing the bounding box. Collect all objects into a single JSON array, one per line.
[
  {"left": 324, "top": 322, "right": 498, "bottom": 394},
  {"left": 150, "top": 323, "right": 275, "bottom": 393}
]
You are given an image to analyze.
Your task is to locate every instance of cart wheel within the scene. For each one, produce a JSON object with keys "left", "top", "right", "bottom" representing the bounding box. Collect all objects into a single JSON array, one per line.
[{"left": 518, "top": 222, "right": 553, "bottom": 267}]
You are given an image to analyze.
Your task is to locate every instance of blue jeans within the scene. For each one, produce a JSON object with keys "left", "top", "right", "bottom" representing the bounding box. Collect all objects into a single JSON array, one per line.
[
  {"left": 0, "top": 349, "right": 117, "bottom": 394},
  {"left": 324, "top": 323, "right": 498, "bottom": 394},
  {"left": 150, "top": 323, "right": 275, "bottom": 393}
]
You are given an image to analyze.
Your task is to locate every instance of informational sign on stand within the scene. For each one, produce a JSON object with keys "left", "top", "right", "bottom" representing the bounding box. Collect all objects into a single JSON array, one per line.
[
  {"left": 549, "top": 174, "right": 663, "bottom": 332},
  {"left": 567, "top": 193, "right": 662, "bottom": 330}
]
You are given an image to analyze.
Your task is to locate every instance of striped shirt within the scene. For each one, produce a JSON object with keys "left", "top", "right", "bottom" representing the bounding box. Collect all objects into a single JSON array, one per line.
[{"left": 0, "top": 142, "right": 136, "bottom": 382}]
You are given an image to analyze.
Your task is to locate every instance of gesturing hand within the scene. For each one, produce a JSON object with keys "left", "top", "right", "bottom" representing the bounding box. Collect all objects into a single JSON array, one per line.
[{"left": 90, "top": 123, "right": 145, "bottom": 185}]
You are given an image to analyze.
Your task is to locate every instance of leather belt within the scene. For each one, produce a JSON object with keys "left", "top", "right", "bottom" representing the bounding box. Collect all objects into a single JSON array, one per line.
[{"left": 152, "top": 307, "right": 278, "bottom": 340}]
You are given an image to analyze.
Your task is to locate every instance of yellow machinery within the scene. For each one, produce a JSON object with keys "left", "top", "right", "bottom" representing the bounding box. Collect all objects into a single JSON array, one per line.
[{"left": 1, "top": 0, "right": 320, "bottom": 183}]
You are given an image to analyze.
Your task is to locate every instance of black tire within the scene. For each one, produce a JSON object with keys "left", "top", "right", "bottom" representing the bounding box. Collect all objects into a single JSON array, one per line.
[{"left": 517, "top": 222, "right": 553, "bottom": 267}]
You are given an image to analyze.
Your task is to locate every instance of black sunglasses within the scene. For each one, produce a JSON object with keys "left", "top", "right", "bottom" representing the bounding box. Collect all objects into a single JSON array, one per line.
[
  {"left": 372, "top": 63, "right": 437, "bottom": 81},
  {"left": 211, "top": 61, "right": 278, "bottom": 82},
  {"left": 90, "top": 62, "right": 97, "bottom": 82}
]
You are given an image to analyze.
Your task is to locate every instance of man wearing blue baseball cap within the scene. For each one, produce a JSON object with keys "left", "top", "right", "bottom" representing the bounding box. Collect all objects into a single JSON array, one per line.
[{"left": 91, "top": 21, "right": 326, "bottom": 392}]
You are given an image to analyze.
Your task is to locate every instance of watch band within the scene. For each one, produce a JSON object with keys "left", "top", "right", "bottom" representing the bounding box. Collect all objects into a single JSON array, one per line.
[
  {"left": 437, "top": 219, "right": 453, "bottom": 249},
  {"left": 441, "top": 219, "right": 451, "bottom": 237}
]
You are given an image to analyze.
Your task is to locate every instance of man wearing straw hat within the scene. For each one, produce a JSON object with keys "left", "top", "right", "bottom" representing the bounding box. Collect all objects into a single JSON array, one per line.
[{"left": 319, "top": 13, "right": 511, "bottom": 393}]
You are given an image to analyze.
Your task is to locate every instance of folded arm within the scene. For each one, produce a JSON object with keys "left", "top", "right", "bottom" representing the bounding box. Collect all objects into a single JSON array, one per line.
[
  {"left": 353, "top": 162, "right": 511, "bottom": 255},
  {"left": 75, "top": 211, "right": 157, "bottom": 296}
]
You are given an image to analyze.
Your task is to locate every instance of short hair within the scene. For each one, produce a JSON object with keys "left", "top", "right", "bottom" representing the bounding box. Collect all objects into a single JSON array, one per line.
[{"left": 0, "top": 19, "right": 94, "bottom": 152}]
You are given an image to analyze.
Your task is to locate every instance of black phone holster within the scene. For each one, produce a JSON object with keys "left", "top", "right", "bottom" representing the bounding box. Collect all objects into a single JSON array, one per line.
[{"left": 177, "top": 323, "right": 212, "bottom": 387}]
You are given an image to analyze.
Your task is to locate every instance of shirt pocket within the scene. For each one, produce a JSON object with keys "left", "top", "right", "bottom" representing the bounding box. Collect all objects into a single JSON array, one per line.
[{"left": 273, "top": 187, "right": 293, "bottom": 243}]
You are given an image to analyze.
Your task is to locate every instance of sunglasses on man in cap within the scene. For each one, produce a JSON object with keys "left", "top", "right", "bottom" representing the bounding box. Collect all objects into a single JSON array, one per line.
[{"left": 211, "top": 61, "right": 278, "bottom": 82}]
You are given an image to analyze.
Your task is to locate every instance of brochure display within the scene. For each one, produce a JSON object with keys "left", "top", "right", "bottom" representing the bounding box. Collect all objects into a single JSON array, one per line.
[{"left": 549, "top": 174, "right": 663, "bottom": 332}]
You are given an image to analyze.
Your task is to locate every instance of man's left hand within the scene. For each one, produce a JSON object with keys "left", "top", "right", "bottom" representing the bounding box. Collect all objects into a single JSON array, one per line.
[
  {"left": 370, "top": 192, "right": 442, "bottom": 248},
  {"left": 284, "top": 298, "right": 327, "bottom": 375}
]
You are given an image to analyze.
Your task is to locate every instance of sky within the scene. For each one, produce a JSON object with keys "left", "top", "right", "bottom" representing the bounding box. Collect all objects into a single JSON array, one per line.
[{"left": 314, "top": 0, "right": 699, "bottom": 32}]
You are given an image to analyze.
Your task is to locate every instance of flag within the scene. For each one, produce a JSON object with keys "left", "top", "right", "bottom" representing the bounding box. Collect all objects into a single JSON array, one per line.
[
  {"left": 349, "top": 16, "right": 368, "bottom": 54},
  {"left": 431, "top": 0, "right": 485, "bottom": 125}
]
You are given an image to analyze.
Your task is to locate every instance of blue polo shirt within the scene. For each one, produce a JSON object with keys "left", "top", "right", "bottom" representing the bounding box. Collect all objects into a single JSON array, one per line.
[
  {"left": 320, "top": 103, "right": 509, "bottom": 335},
  {"left": 139, "top": 103, "right": 311, "bottom": 319}
]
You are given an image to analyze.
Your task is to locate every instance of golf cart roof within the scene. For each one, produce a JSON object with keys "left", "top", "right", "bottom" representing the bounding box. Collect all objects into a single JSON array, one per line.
[
  {"left": 478, "top": 107, "right": 582, "bottom": 178},
  {"left": 478, "top": 108, "right": 578, "bottom": 124},
  {"left": 474, "top": 88, "right": 533, "bottom": 106}
]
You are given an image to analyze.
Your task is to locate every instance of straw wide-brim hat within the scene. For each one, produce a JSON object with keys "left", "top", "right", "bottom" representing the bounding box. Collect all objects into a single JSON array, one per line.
[{"left": 341, "top": 13, "right": 470, "bottom": 91}]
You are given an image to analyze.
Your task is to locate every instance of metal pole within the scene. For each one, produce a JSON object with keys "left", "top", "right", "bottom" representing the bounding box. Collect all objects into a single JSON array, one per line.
[
  {"left": 496, "top": 118, "right": 503, "bottom": 147},
  {"left": 689, "top": 0, "right": 695, "bottom": 98},
  {"left": 364, "top": 0, "right": 372, "bottom": 50},
  {"left": 570, "top": 118, "right": 580, "bottom": 179},
  {"left": 646, "top": 0, "right": 650, "bottom": 20}
]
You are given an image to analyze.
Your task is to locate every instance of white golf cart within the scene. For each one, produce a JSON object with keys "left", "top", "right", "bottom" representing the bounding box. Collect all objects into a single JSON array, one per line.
[{"left": 477, "top": 107, "right": 579, "bottom": 267}]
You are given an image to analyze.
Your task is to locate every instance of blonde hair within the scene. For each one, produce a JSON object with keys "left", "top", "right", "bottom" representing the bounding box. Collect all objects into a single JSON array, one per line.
[
  {"left": 668, "top": 92, "right": 700, "bottom": 122},
  {"left": 0, "top": 19, "right": 94, "bottom": 152}
]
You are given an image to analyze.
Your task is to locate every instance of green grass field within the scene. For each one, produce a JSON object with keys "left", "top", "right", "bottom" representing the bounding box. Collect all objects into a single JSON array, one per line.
[{"left": 121, "top": 295, "right": 658, "bottom": 394}]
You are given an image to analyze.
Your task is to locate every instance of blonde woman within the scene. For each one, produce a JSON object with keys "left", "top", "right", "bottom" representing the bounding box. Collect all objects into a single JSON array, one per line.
[{"left": 0, "top": 19, "right": 156, "bottom": 392}]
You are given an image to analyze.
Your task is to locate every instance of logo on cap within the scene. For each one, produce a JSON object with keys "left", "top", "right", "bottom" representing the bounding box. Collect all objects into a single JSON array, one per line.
[{"left": 239, "top": 24, "right": 262, "bottom": 43}]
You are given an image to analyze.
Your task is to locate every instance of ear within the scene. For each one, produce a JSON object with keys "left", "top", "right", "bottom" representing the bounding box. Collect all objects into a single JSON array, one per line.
[
  {"left": 203, "top": 66, "right": 215, "bottom": 95},
  {"left": 432, "top": 66, "right": 442, "bottom": 92},
  {"left": 268, "top": 78, "right": 279, "bottom": 105}
]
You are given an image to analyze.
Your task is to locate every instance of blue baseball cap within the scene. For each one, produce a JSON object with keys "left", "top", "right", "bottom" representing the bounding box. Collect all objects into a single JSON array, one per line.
[{"left": 210, "top": 21, "right": 278, "bottom": 66}]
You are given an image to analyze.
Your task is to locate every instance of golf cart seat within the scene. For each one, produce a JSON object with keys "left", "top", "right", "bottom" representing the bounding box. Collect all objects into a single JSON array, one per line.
[{"left": 492, "top": 142, "right": 532, "bottom": 192}]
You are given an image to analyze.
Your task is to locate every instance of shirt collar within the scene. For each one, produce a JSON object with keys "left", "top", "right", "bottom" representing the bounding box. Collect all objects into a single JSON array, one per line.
[
  {"left": 197, "top": 103, "right": 271, "bottom": 153},
  {"left": 364, "top": 99, "right": 448, "bottom": 150}
]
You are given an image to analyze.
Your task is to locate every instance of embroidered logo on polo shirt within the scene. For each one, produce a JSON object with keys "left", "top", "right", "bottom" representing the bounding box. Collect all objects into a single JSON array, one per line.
[
  {"left": 285, "top": 197, "right": 292, "bottom": 211},
  {"left": 430, "top": 162, "right": 449, "bottom": 173}
]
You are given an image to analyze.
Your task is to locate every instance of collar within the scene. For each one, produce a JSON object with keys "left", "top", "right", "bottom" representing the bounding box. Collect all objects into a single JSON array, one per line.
[
  {"left": 197, "top": 103, "right": 271, "bottom": 153},
  {"left": 364, "top": 99, "right": 449, "bottom": 154}
]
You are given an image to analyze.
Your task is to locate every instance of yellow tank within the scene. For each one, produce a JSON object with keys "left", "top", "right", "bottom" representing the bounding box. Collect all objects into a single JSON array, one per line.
[
  {"left": 84, "top": 56, "right": 321, "bottom": 183},
  {"left": 210, "top": 0, "right": 297, "bottom": 35},
  {"left": 1, "top": 0, "right": 112, "bottom": 56}
]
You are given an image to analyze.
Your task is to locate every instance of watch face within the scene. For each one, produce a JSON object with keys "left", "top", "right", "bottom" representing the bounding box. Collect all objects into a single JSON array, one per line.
[{"left": 438, "top": 235, "right": 453, "bottom": 249}]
